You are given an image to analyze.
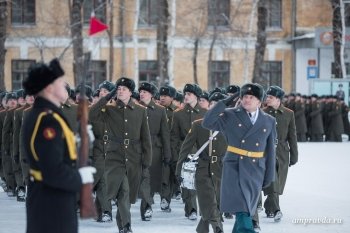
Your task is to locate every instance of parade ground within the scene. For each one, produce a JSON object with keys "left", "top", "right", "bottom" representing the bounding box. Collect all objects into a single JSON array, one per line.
[{"left": 1, "top": 141, "right": 349, "bottom": 233}]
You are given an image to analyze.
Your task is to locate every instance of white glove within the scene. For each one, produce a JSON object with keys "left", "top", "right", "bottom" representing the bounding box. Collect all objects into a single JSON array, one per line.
[
  {"left": 78, "top": 166, "right": 96, "bottom": 184},
  {"left": 87, "top": 124, "right": 95, "bottom": 143}
]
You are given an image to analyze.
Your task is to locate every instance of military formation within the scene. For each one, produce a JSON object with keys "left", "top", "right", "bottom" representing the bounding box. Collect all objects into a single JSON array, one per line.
[
  {"left": 0, "top": 63, "right": 350, "bottom": 233},
  {"left": 283, "top": 93, "right": 350, "bottom": 142}
]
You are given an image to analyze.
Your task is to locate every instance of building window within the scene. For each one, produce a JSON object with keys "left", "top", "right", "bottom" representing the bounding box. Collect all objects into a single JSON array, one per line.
[
  {"left": 139, "top": 0, "right": 158, "bottom": 27},
  {"left": 267, "top": 0, "right": 282, "bottom": 29},
  {"left": 86, "top": 60, "right": 106, "bottom": 90},
  {"left": 345, "top": 3, "right": 350, "bottom": 27},
  {"left": 139, "top": 61, "right": 159, "bottom": 85},
  {"left": 83, "top": 0, "right": 106, "bottom": 25},
  {"left": 208, "top": 0, "right": 230, "bottom": 27},
  {"left": 12, "top": 59, "right": 35, "bottom": 90},
  {"left": 331, "top": 62, "right": 350, "bottom": 78},
  {"left": 262, "top": 61, "right": 282, "bottom": 88},
  {"left": 209, "top": 61, "right": 230, "bottom": 90},
  {"left": 11, "top": 0, "right": 36, "bottom": 25}
]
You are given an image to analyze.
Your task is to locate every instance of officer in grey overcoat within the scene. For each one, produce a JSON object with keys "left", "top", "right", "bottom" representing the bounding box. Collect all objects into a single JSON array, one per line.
[
  {"left": 262, "top": 86, "right": 298, "bottom": 222},
  {"left": 202, "top": 83, "right": 276, "bottom": 233}
]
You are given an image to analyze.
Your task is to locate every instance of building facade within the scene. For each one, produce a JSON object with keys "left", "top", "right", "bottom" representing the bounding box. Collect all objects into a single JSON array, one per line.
[{"left": 2, "top": 0, "right": 345, "bottom": 96}]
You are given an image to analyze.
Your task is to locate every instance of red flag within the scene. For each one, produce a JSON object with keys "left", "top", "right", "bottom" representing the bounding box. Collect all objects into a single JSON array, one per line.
[{"left": 89, "top": 13, "right": 108, "bottom": 36}]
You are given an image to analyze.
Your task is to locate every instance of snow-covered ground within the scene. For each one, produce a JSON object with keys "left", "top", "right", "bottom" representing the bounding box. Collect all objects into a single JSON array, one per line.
[{"left": 1, "top": 142, "right": 349, "bottom": 233}]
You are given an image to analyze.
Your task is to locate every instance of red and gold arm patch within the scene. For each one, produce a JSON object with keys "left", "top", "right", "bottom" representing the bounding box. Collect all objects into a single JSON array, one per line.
[{"left": 43, "top": 127, "right": 56, "bottom": 140}]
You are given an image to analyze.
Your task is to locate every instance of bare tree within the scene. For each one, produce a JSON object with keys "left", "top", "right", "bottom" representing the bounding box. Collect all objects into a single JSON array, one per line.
[
  {"left": 69, "top": 0, "right": 84, "bottom": 85},
  {"left": 107, "top": 0, "right": 114, "bottom": 81},
  {"left": 0, "top": 0, "right": 8, "bottom": 91},
  {"left": 157, "top": 0, "right": 170, "bottom": 86},
  {"left": 252, "top": 0, "right": 267, "bottom": 85},
  {"left": 331, "top": 0, "right": 344, "bottom": 78}
]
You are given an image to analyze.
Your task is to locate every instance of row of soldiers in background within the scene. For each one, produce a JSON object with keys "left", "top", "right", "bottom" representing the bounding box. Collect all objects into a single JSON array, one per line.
[{"left": 282, "top": 93, "right": 350, "bottom": 142}]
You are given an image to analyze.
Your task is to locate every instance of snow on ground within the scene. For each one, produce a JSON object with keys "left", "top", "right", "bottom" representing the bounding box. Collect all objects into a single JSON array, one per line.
[{"left": 1, "top": 142, "right": 350, "bottom": 233}]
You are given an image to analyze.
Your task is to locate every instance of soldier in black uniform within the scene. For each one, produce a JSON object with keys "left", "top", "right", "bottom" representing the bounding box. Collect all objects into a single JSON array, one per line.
[
  {"left": 22, "top": 58, "right": 96, "bottom": 233},
  {"left": 171, "top": 83, "right": 206, "bottom": 220}
]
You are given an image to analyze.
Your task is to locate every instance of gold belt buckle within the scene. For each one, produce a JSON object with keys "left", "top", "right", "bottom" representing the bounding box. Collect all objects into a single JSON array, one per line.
[{"left": 246, "top": 151, "right": 252, "bottom": 157}]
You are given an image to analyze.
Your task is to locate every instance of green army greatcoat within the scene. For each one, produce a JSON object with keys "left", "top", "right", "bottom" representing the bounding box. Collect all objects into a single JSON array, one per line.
[
  {"left": 140, "top": 100, "right": 171, "bottom": 193},
  {"left": 2, "top": 108, "right": 17, "bottom": 191},
  {"left": 176, "top": 119, "right": 227, "bottom": 233},
  {"left": 308, "top": 101, "right": 324, "bottom": 136},
  {"left": 171, "top": 103, "right": 207, "bottom": 163},
  {"left": 19, "top": 106, "right": 32, "bottom": 185},
  {"left": 263, "top": 105, "right": 298, "bottom": 195},
  {"left": 171, "top": 103, "right": 206, "bottom": 216},
  {"left": 294, "top": 101, "right": 307, "bottom": 138},
  {"left": 0, "top": 108, "right": 7, "bottom": 178},
  {"left": 12, "top": 105, "right": 28, "bottom": 188},
  {"left": 90, "top": 97, "right": 152, "bottom": 204}
]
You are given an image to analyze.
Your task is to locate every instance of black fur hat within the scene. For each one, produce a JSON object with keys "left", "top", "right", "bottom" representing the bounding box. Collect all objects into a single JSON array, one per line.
[
  {"left": 6, "top": 92, "right": 18, "bottom": 101},
  {"left": 138, "top": 82, "right": 158, "bottom": 96},
  {"left": 75, "top": 84, "right": 93, "bottom": 101},
  {"left": 183, "top": 83, "right": 202, "bottom": 97},
  {"left": 226, "top": 85, "right": 240, "bottom": 95},
  {"left": 159, "top": 86, "right": 177, "bottom": 98},
  {"left": 240, "top": 83, "right": 264, "bottom": 101},
  {"left": 266, "top": 86, "right": 285, "bottom": 100},
  {"left": 200, "top": 91, "right": 209, "bottom": 101},
  {"left": 23, "top": 58, "right": 64, "bottom": 95},
  {"left": 98, "top": 81, "right": 115, "bottom": 92},
  {"left": 174, "top": 91, "right": 184, "bottom": 102},
  {"left": 209, "top": 92, "right": 227, "bottom": 102},
  {"left": 116, "top": 77, "right": 135, "bottom": 92}
]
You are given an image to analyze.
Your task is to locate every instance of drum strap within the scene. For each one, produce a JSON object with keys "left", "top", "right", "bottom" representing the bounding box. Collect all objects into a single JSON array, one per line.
[{"left": 188, "top": 131, "right": 219, "bottom": 161}]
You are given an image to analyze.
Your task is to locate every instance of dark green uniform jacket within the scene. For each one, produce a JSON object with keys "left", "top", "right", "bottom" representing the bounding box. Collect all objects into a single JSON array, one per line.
[
  {"left": 141, "top": 100, "right": 171, "bottom": 193},
  {"left": 23, "top": 97, "right": 82, "bottom": 233},
  {"left": 90, "top": 97, "right": 152, "bottom": 204},
  {"left": 176, "top": 119, "right": 226, "bottom": 232},
  {"left": 263, "top": 105, "right": 298, "bottom": 195},
  {"left": 170, "top": 103, "right": 207, "bottom": 163}
]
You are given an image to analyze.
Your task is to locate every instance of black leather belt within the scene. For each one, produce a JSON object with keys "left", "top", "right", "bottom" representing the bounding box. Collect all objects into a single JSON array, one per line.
[{"left": 97, "top": 135, "right": 140, "bottom": 145}]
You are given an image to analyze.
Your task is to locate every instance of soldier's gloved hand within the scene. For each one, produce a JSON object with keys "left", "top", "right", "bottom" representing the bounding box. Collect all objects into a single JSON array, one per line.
[
  {"left": 79, "top": 166, "right": 96, "bottom": 184},
  {"left": 87, "top": 124, "right": 95, "bottom": 144},
  {"left": 142, "top": 166, "right": 149, "bottom": 178},
  {"left": 289, "top": 161, "right": 297, "bottom": 167},
  {"left": 105, "top": 87, "right": 117, "bottom": 101},
  {"left": 163, "top": 159, "right": 171, "bottom": 166},
  {"left": 176, "top": 175, "right": 183, "bottom": 184},
  {"left": 222, "top": 92, "right": 239, "bottom": 106}
]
